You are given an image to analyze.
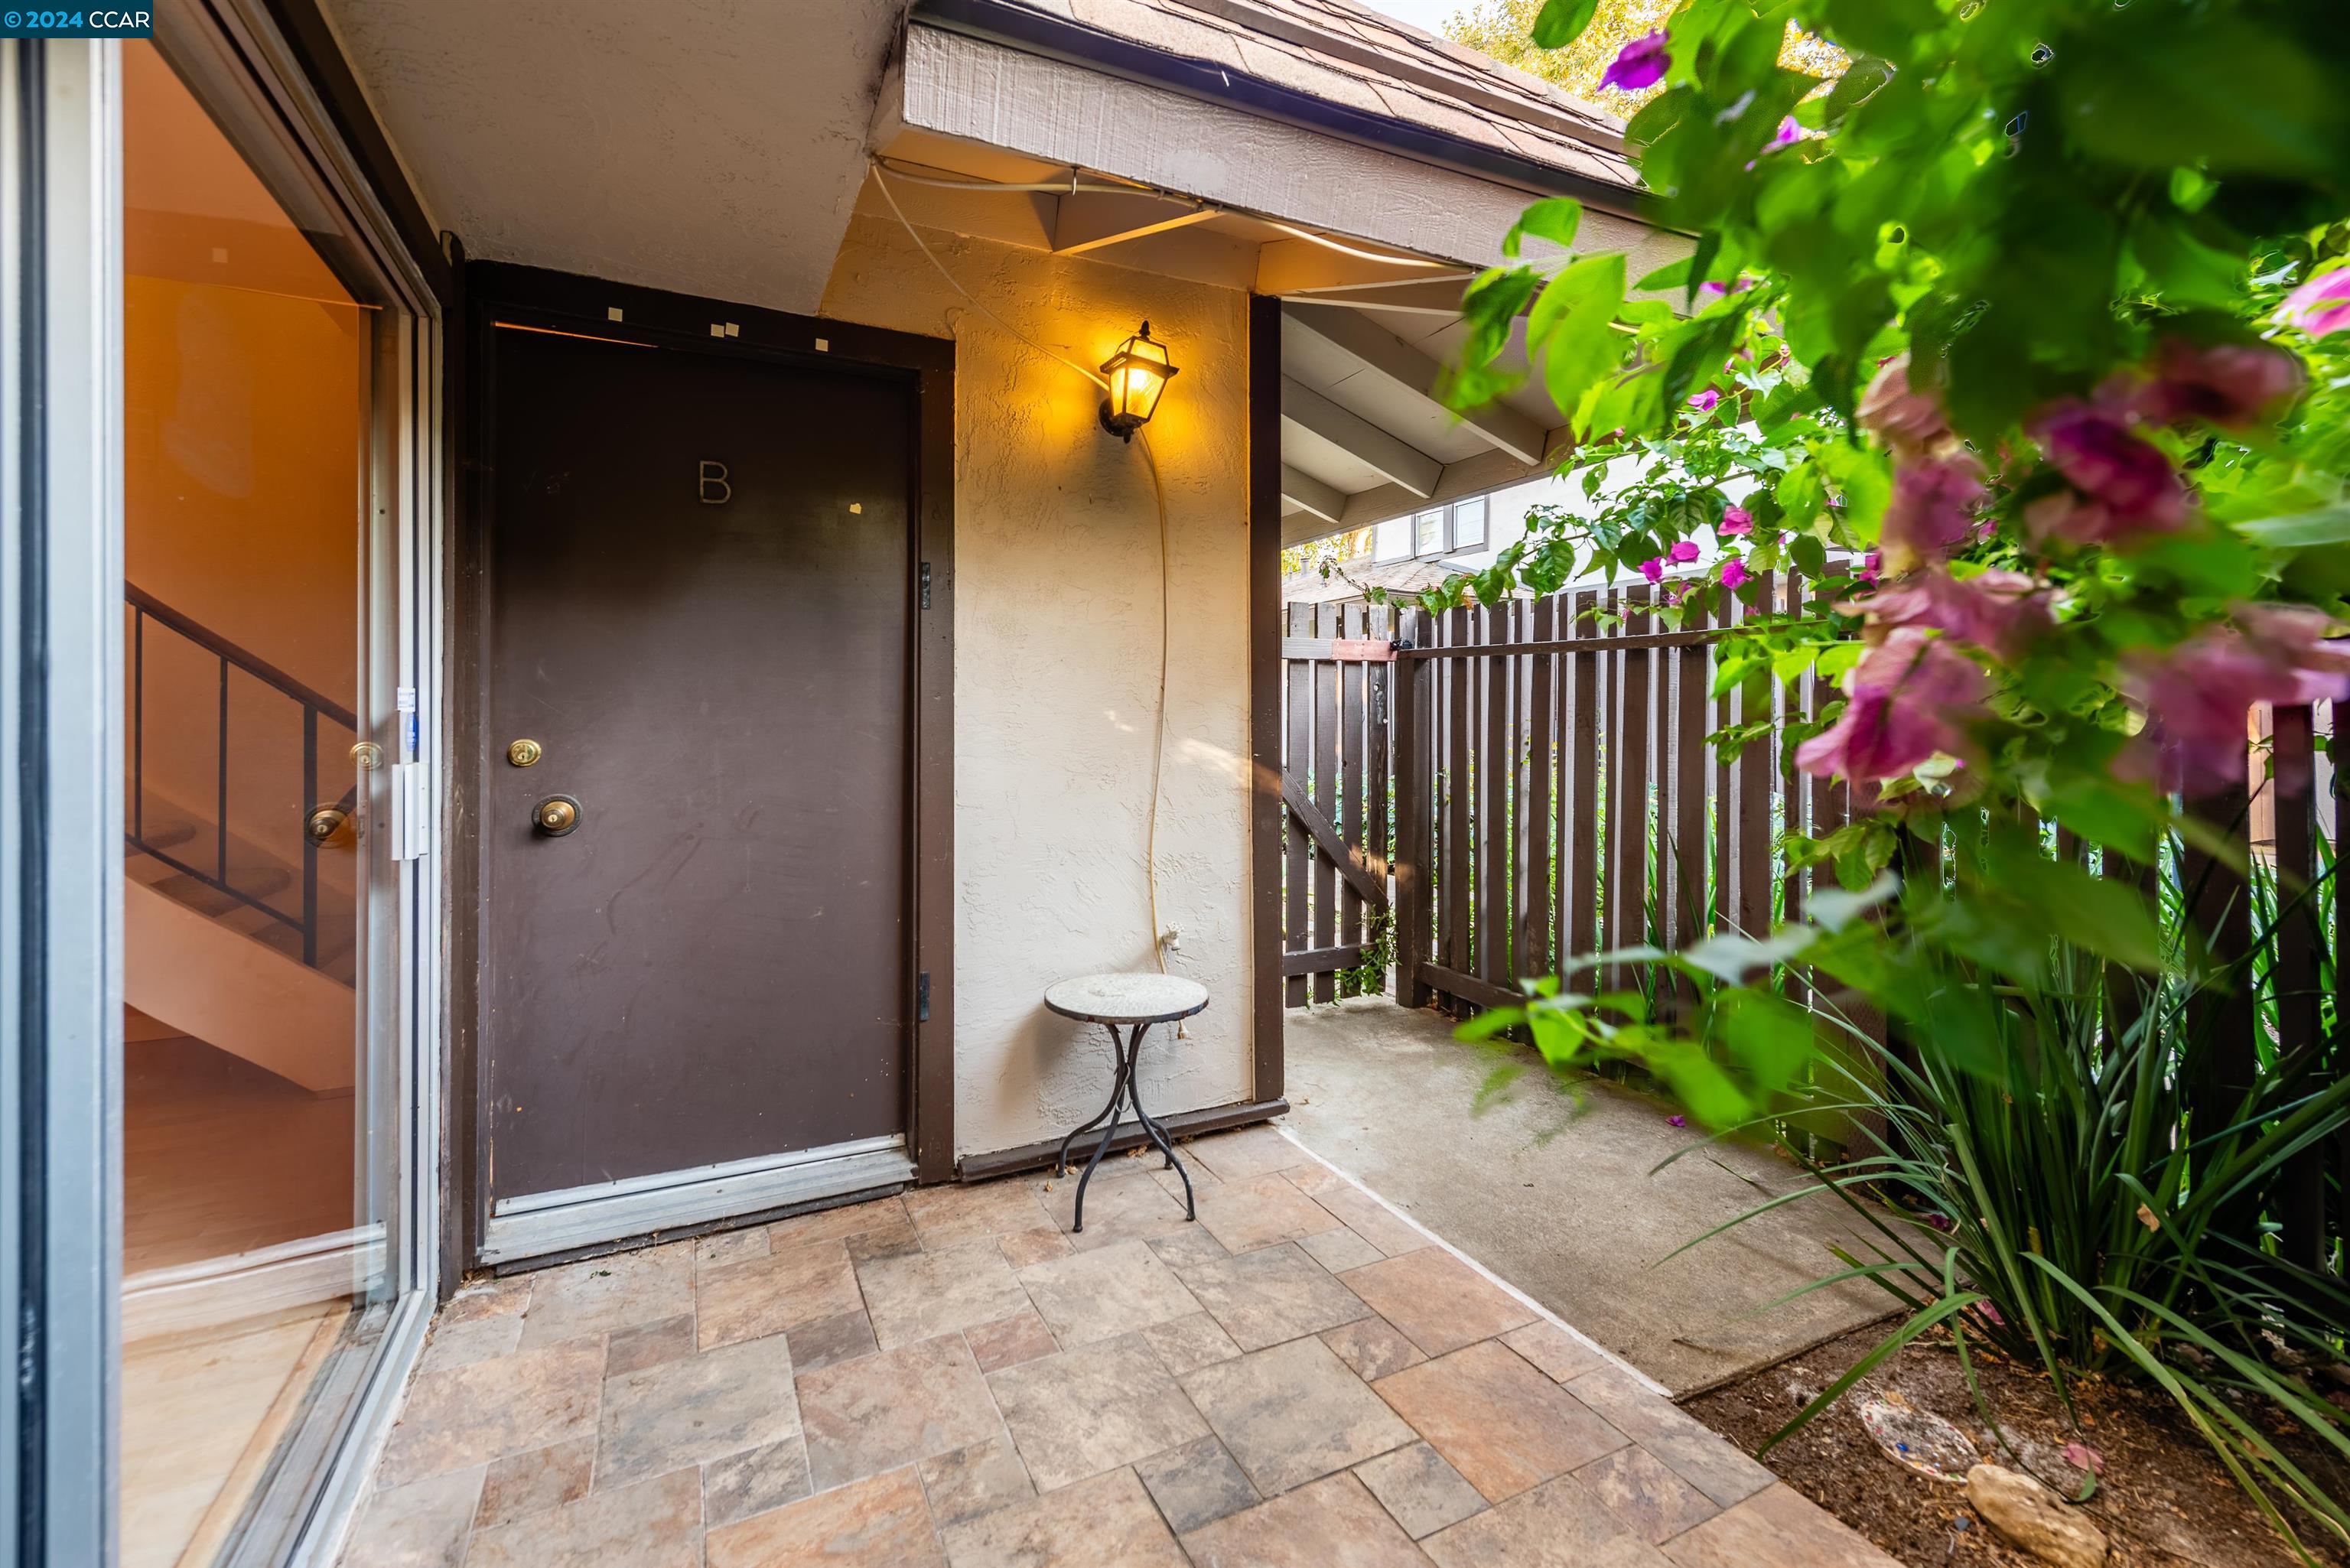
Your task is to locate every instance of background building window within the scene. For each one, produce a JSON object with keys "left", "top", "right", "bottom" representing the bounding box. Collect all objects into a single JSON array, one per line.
[
  {"left": 1409, "top": 497, "right": 1492, "bottom": 558},
  {"left": 1453, "top": 496, "right": 1488, "bottom": 549}
]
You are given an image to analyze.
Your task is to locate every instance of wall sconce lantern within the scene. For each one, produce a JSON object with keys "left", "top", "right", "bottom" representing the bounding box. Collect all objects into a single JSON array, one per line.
[{"left": 1099, "top": 321, "right": 1178, "bottom": 442}]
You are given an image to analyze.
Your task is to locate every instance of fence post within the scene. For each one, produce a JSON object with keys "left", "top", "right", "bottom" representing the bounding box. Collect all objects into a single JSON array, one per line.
[
  {"left": 1393, "top": 629, "right": 1433, "bottom": 1009},
  {"left": 2271, "top": 704, "right": 2326, "bottom": 1271}
]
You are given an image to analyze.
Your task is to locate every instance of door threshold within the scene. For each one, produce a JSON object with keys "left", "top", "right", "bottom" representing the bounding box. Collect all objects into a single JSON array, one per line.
[{"left": 482, "top": 1134, "right": 913, "bottom": 1264}]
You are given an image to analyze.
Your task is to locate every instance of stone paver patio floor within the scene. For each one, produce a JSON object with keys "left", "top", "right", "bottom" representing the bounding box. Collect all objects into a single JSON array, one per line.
[{"left": 341, "top": 1124, "right": 1899, "bottom": 1567}]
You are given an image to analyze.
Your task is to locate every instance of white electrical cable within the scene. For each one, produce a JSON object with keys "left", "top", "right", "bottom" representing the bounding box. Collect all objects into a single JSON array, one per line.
[
  {"left": 872, "top": 156, "right": 1464, "bottom": 275},
  {"left": 871, "top": 160, "right": 1179, "bottom": 988},
  {"left": 871, "top": 162, "right": 1109, "bottom": 392},
  {"left": 871, "top": 158, "right": 1176, "bottom": 200},
  {"left": 1262, "top": 219, "right": 1467, "bottom": 272},
  {"left": 1135, "top": 429, "right": 1174, "bottom": 983}
]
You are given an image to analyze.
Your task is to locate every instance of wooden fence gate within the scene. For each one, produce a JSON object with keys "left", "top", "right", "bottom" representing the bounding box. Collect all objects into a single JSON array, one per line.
[{"left": 1278, "top": 601, "right": 1395, "bottom": 1005}]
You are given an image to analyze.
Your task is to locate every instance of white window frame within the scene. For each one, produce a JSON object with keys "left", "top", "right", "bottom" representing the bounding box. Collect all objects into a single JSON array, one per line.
[{"left": 1406, "top": 495, "right": 1491, "bottom": 558}]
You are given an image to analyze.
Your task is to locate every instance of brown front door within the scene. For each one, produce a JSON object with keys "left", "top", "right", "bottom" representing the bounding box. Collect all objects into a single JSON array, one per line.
[{"left": 483, "top": 324, "right": 913, "bottom": 1206}]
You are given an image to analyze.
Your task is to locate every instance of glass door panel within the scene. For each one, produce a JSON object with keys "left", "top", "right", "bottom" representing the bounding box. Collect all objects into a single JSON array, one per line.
[{"left": 118, "top": 38, "right": 400, "bottom": 1568}]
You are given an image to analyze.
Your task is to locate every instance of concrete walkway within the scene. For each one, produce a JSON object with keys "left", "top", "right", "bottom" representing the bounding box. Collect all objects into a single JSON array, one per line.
[{"left": 1282, "top": 996, "right": 1893, "bottom": 1397}]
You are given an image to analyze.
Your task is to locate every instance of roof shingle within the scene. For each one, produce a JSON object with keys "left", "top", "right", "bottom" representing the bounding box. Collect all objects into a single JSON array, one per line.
[{"left": 990, "top": 0, "right": 1639, "bottom": 191}]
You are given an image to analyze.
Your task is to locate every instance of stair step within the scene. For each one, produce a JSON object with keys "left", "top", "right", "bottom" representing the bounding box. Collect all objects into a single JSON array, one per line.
[{"left": 149, "top": 870, "right": 295, "bottom": 922}]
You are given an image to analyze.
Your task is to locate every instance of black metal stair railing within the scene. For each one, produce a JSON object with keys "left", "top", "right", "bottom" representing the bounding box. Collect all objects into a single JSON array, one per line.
[{"left": 125, "top": 583, "right": 358, "bottom": 972}]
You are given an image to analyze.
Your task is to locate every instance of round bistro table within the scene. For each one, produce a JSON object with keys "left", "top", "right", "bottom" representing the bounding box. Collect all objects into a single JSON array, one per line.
[{"left": 1043, "top": 972, "right": 1209, "bottom": 1233}]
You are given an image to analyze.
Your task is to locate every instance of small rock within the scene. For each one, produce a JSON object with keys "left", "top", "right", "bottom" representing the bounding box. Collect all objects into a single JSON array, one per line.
[
  {"left": 1860, "top": 1394, "right": 1978, "bottom": 1482},
  {"left": 1966, "top": 1463, "right": 2109, "bottom": 1568}
]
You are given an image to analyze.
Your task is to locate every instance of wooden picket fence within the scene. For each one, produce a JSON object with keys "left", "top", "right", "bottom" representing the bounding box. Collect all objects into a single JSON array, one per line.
[
  {"left": 1385, "top": 573, "right": 1852, "bottom": 1020},
  {"left": 1360, "top": 569, "right": 2345, "bottom": 1267}
]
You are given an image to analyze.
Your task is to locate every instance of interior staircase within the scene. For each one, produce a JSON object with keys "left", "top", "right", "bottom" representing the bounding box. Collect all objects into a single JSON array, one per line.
[
  {"left": 124, "top": 585, "right": 362, "bottom": 1093},
  {"left": 125, "top": 802, "right": 358, "bottom": 987}
]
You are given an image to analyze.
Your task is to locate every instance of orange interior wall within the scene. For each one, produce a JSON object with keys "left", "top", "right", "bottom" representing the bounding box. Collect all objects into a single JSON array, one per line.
[
  {"left": 122, "top": 41, "right": 363, "bottom": 820},
  {"left": 125, "top": 275, "right": 361, "bottom": 702}
]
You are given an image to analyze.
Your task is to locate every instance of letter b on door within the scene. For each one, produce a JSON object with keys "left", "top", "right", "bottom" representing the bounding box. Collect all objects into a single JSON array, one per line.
[{"left": 698, "top": 460, "right": 731, "bottom": 505}]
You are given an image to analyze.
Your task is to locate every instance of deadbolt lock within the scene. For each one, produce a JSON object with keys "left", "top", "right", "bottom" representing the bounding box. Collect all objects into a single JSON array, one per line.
[
  {"left": 507, "top": 738, "right": 543, "bottom": 767},
  {"left": 533, "top": 795, "right": 581, "bottom": 836},
  {"left": 305, "top": 805, "right": 351, "bottom": 845}
]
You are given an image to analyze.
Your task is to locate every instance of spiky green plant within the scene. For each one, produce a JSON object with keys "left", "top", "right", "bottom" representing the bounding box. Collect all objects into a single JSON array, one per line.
[{"left": 1652, "top": 837, "right": 2350, "bottom": 1560}]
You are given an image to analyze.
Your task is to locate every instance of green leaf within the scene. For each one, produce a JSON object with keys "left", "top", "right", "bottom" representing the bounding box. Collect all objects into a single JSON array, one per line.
[
  {"left": 2232, "top": 504, "right": 2350, "bottom": 551},
  {"left": 1529, "top": 253, "right": 1628, "bottom": 421},
  {"left": 2059, "top": 14, "right": 2337, "bottom": 178},
  {"left": 1502, "top": 198, "right": 1583, "bottom": 261},
  {"left": 1528, "top": 0, "right": 1600, "bottom": 51},
  {"left": 1807, "top": 872, "right": 1899, "bottom": 932},
  {"left": 1981, "top": 834, "right": 2165, "bottom": 974},
  {"left": 1818, "top": 54, "right": 1893, "bottom": 129},
  {"left": 1714, "top": 989, "right": 1819, "bottom": 1098},
  {"left": 1815, "top": 642, "right": 1862, "bottom": 681}
]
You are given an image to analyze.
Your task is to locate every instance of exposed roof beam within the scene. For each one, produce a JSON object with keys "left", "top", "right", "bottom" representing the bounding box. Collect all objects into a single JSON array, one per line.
[
  {"left": 1286, "top": 302, "right": 1544, "bottom": 464},
  {"left": 1284, "top": 509, "right": 1349, "bottom": 549},
  {"left": 1280, "top": 464, "right": 1346, "bottom": 526},
  {"left": 1274, "top": 278, "right": 1471, "bottom": 317},
  {"left": 1281, "top": 376, "right": 1441, "bottom": 498},
  {"left": 1255, "top": 237, "right": 1472, "bottom": 297},
  {"left": 1053, "top": 190, "right": 1219, "bottom": 255}
]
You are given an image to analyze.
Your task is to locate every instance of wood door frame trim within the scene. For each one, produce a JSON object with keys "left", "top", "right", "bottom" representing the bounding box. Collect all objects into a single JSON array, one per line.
[
  {"left": 1247, "top": 296, "right": 1285, "bottom": 1104},
  {"left": 449, "top": 262, "right": 958, "bottom": 1269}
]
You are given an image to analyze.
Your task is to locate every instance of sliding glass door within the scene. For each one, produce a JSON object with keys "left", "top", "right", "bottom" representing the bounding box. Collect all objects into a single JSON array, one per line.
[{"left": 111, "top": 20, "right": 439, "bottom": 1566}]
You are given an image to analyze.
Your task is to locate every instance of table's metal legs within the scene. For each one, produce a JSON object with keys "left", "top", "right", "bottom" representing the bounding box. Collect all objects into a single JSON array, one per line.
[{"left": 1056, "top": 1022, "right": 1197, "bottom": 1233}]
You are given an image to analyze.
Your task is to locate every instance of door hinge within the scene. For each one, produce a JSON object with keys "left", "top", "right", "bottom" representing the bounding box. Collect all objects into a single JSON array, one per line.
[
  {"left": 916, "top": 972, "right": 931, "bottom": 1022},
  {"left": 919, "top": 561, "right": 933, "bottom": 610}
]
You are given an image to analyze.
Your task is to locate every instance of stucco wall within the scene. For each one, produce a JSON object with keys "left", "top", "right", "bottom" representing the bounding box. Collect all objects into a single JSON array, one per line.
[{"left": 820, "top": 213, "right": 1257, "bottom": 1160}]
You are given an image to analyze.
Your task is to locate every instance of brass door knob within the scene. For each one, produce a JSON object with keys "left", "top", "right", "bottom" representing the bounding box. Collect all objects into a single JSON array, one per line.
[
  {"left": 532, "top": 795, "right": 581, "bottom": 836},
  {"left": 507, "top": 738, "right": 542, "bottom": 767},
  {"left": 305, "top": 805, "right": 350, "bottom": 844}
]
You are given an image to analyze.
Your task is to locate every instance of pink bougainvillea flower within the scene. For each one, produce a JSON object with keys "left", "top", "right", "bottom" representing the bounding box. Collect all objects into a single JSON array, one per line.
[
  {"left": 1600, "top": 29, "right": 1670, "bottom": 93},
  {"left": 2124, "top": 606, "right": 2350, "bottom": 795},
  {"left": 1639, "top": 556, "right": 1666, "bottom": 584},
  {"left": 1719, "top": 505, "right": 1754, "bottom": 536},
  {"left": 1857, "top": 549, "right": 1881, "bottom": 587},
  {"left": 1666, "top": 1114, "right": 1688, "bottom": 1128},
  {"left": 1795, "top": 627, "right": 1984, "bottom": 782},
  {"left": 2277, "top": 267, "right": 2350, "bottom": 340},
  {"left": 2062, "top": 1443, "right": 2104, "bottom": 1475},
  {"left": 1978, "top": 1303, "right": 2007, "bottom": 1329},
  {"left": 1857, "top": 353, "right": 1949, "bottom": 453},
  {"left": 2238, "top": 601, "right": 2350, "bottom": 701},
  {"left": 1668, "top": 539, "right": 1701, "bottom": 563},
  {"left": 1688, "top": 388, "right": 1721, "bottom": 413},
  {"left": 2027, "top": 402, "right": 2189, "bottom": 539},
  {"left": 1719, "top": 557, "right": 1750, "bottom": 590},
  {"left": 1844, "top": 568, "right": 2050, "bottom": 661},
  {"left": 1771, "top": 115, "right": 1803, "bottom": 146},
  {"left": 2135, "top": 339, "right": 2305, "bottom": 431},
  {"left": 2020, "top": 490, "right": 2114, "bottom": 546},
  {"left": 1880, "top": 450, "right": 1989, "bottom": 571}
]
